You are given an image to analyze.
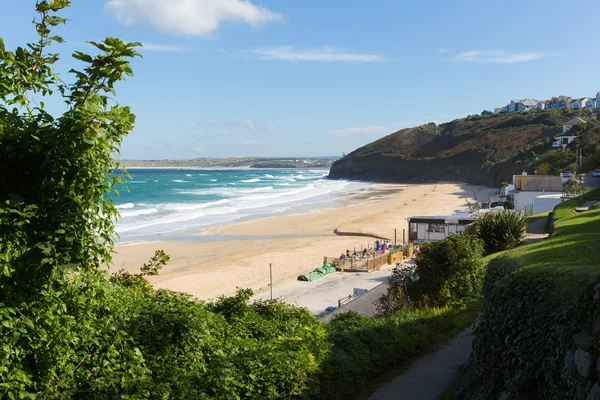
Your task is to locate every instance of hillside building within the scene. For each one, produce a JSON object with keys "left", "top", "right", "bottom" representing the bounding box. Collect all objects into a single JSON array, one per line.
[
  {"left": 562, "top": 117, "right": 586, "bottom": 134},
  {"left": 508, "top": 99, "right": 538, "bottom": 113},
  {"left": 512, "top": 174, "right": 563, "bottom": 212},
  {"left": 408, "top": 212, "right": 478, "bottom": 243},
  {"left": 569, "top": 98, "right": 591, "bottom": 109},
  {"left": 546, "top": 96, "right": 573, "bottom": 110},
  {"left": 552, "top": 135, "right": 577, "bottom": 149},
  {"left": 536, "top": 100, "right": 547, "bottom": 110}
]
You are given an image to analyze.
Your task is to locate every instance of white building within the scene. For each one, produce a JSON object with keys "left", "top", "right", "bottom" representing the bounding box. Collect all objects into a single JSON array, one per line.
[
  {"left": 569, "top": 98, "right": 591, "bottom": 110},
  {"left": 552, "top": 135, "right": 578, "bottom": 149},
  {"left": 512, "top": 174, "right": 563, "bottom": 212},
  {"left": 408, "top": 212, "right": 477, "bottom": 243},
  {"left": 562, "top": 117, "right": 586, "bottom": 134},
  {"left": 533, "top": 194, "right": 565, "bottom": 215},
  {"left": 597, "top": 92, "right": 600, "bottom": 110}
]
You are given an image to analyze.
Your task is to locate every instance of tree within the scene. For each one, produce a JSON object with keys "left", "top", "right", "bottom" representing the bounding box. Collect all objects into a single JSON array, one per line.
[
  {"left": 0, "top": 1, "right": 141, "bottom": 301},
  {"left": 535, "top": 162, "right": 551, "bottom": 175},
  {"left": 413, "top": 234, "right": 485, "bottom": 306}
]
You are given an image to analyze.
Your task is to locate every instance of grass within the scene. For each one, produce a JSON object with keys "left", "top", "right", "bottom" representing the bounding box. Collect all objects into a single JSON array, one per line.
[
  {"left": 497, "top": 189, "right": 600, "bottom": 301},
  {"left": 353, "top": 300, "right": 482, "bottom": 400}
]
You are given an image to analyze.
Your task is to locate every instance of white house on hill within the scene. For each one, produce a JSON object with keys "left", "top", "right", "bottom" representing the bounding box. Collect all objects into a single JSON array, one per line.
[
  {"left": 512, "top": 174, "right": 563, "bottom": 212},
  {"left": 563, "top": 117, "right": 586, "bottom": 134}
]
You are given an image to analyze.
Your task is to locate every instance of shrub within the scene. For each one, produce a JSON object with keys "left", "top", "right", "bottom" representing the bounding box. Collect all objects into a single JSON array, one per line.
[
  {"left": 413, "top": 234, "right": 485, "bottom": 306},
  {"left": 313, "top": 307, "right": 464, "bottom": 400},
  {"left": 468, "top": 210, "right": 526, "bottom": 253}
]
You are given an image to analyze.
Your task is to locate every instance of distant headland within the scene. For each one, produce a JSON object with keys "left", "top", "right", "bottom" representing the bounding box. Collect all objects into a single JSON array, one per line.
[{"left": 119, "top": 157, "right": 339, "bottom": 169}]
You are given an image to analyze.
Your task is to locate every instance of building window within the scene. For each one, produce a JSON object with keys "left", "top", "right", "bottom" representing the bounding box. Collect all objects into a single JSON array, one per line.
[{"left": 428, "top": 223, "right": 445, "bottom": 233}]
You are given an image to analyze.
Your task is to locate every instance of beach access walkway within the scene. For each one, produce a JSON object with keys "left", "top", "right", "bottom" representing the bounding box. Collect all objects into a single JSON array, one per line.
[
  {"left": 369, "top": 327, "right": 474, "bottom": 400},
  {"left": 252, "top": 264, "right": 394, "bottom": 315}
]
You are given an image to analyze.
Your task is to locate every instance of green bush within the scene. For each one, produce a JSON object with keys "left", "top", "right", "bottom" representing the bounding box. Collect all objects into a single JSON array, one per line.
[
  {"left": 313, "top": 307, "right": 466, "bottom": 400},
  {"left": 468, "top": 210, "right": 526, "bottom": 253},
  {"left": 413, "top": 234, "right": 485, "bottom": 306}
]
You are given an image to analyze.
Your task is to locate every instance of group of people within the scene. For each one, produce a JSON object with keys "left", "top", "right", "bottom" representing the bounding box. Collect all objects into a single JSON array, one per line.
[{"left": 338, "top": 240, "right": 393, "bottom": 260}]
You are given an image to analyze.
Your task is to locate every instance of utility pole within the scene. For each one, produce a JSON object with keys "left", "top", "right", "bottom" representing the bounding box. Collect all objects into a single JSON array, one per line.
[{"left": 269, "top": 263, "right": 273, "bottom": 300}]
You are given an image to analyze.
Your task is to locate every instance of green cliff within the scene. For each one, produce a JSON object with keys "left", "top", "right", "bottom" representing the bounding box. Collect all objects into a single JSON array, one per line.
[{"left": 328, "top": 110, "right": 594, "bottom": 186}]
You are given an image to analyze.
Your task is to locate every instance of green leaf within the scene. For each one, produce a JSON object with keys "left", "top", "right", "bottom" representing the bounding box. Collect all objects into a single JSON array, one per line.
[{"left": 72, "top": 51, "right": 93, "bottom": 63}]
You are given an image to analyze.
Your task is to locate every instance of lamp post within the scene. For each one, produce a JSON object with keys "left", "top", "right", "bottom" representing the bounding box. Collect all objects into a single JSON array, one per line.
[{"left": 269, "top": 263, "right": 273, "bottom": 300}]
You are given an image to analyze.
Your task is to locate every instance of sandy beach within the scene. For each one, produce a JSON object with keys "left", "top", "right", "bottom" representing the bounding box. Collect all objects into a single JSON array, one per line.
[{"left": 112, "top": 183, "right": 496, "bottom": 300}]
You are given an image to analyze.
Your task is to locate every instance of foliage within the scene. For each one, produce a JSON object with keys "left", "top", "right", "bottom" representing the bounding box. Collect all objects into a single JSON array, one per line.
[
  {"left": 109, "top": 249, "right": 170, "bottom": 289},
  {"left": 533, "top": 148, "right": 575, "bottom": 175},
  {"left": 535, "top": 162, "right": 551, "bottom": 175},
  {"left": 0, "top": 1, "right": 141, "bottom": 302},
  {"left": 563, "top": 178, "right": 588, "bottom": 194},
  {"left": 459, "top": 189, "right": 600, "bottom": 399},
  {"left": 118, "top": 287, "right": 328, "bottom": 399},
  {"left": 467, "top": 210, "right": 527, "bottom": 254},
  {"left": 582, "top": 146, "right": 600, "bottom": 171},
  {"left": 312, "top": 306, "right": 471, "bottom": 400},
  {"left": 413, "top": 234, "right": 485, "bottom": 306},
  {"left": 375, "top": 263, "right": 415, "bottom": 316}
]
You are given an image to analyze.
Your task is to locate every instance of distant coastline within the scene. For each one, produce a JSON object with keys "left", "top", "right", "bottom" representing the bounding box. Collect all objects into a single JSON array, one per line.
[{"left": 119, "top": 156, "right": 339, "bottom": 169}]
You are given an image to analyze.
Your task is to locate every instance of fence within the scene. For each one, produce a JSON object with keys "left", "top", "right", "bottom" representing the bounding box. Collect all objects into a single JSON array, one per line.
[{"left": 324, "top": 247, "right": 406, "bottom": 273}]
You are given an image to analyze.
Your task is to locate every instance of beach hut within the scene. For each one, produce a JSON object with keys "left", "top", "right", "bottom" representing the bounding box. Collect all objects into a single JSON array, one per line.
[{"left": 408, "top": 212, "right": 478, "bottom": 243}]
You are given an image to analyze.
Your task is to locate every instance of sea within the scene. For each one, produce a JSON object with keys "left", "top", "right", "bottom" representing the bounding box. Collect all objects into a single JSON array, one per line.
[{"left": 113, "top": 168, "right": 372, "bottom": 244}]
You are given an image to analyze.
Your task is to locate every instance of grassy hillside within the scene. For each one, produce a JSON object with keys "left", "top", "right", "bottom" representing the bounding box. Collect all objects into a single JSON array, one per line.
[
  {"left": 329, "top": 110, "right": 595, "bottom": 186},
  {"left": 459, "top": 189, "right": 600, "bottom": 399}
]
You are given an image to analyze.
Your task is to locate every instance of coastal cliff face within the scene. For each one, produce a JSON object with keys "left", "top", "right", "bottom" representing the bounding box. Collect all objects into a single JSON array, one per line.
[{"left": 328, "top": 111, "right": 579, "bottom": 186}]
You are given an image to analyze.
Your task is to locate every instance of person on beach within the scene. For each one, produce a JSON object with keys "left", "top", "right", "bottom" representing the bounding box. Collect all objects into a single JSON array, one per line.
[
  {"left": 376, "top": 240, "right": 381, "bottom": 251},
  {"left": 362, "top": 248, "right": 368, "bottom": 258}
]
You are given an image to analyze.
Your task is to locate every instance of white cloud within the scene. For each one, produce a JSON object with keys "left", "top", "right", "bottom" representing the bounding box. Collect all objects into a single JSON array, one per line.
[
  {"left": 264, "top": 124, "right": 278, "bottom": 133},
  {"left": 437, "top": 48, "right": 451, "bottom": 54},
  {"left": 244, "top": 119, "right": 256, "bottom": 129},
  {"left": 451, "top": 50, "right": 548, "bottom": 64},
  {"left": 191, "top": 146, "right": 204, "bottom": 153},
  {"left": 249, "top": 46, "right": 385, "bottom": 62},
  {"left": 142, "top": 43, "right": 191, "bottom": 52},
  {"left": 105, "top": 0, "right": 283, "bottom": 37},
  {"left": 330, "top": 126, "right": 388, "bottom": 138}
]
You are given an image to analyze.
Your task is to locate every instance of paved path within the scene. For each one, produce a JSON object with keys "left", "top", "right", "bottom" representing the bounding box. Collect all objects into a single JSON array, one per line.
[
  {"left": 320, "top": 282, "right": 390, "bottom": 322},
  {"left": 524, "top": 216, "right": 549, "bottom": 244},
  {"left": 252, "top": 265, "right": 393, "bottom": 315},
  {"left": 369, "top": 327, "right": 474, "bottom": 400}
]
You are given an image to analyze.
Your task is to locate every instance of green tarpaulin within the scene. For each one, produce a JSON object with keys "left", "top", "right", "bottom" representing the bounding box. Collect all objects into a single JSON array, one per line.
[{"left": 297, "top": 262, "right": 338, "bottom": 281}]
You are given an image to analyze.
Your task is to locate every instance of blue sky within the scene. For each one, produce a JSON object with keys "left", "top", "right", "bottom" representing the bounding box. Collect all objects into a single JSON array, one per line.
[{"left": 2, "top": 0, "right": 600, "bottom": 159}]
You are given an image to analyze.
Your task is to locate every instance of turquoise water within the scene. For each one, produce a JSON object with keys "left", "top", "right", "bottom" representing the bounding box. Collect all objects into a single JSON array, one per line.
[{"left": 113, "top": 168, "right": 368, "bottom": 243}]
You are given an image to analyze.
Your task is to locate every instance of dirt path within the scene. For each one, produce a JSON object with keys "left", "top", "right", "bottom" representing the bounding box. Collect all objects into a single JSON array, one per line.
[{"left": 368, "top": 327, "right": 474, "bottom": 400}]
